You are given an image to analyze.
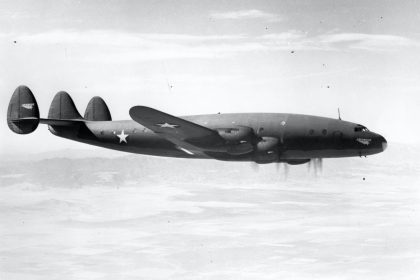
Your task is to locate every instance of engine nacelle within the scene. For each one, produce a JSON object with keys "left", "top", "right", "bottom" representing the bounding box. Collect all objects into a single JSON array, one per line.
[
  {"left": 217, "top": 126, "right": 257, "bottom": 156},
  {"left": 217, "top": 127, "right": 280, "bottom": 161},
  {"left": 254, "top": 137, "right": 279, "bottom": 164},
  {"left": 286, "top": 159, "right": 310, "bottom": 165},
  {"left": 217, "top": 126, "right": 254, "bottom": 143}
]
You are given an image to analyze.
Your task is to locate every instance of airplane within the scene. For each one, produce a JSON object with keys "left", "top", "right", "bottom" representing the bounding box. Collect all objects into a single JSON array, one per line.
[{"left": 7, "top": 85, "right": 387, "bottom": 167}]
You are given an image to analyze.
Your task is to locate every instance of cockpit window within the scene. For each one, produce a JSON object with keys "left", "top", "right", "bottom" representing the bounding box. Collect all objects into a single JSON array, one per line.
[{"left": 354, "top": 125, "right": 369, "bottom": 132}]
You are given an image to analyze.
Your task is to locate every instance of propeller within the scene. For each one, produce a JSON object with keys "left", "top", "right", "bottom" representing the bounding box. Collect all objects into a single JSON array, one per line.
[
  {"left": 251, "top": 162, "right": 260, "bottom": 172},
  {"left": 308, "top": 158, "right": 323, "bottom": 175},
  {"left": 317, "top": 158, "right": 323, "bottom": 173},
  {"left": 283, "top": 163, "right": 289, "bottom": 179},
  {"left": 275, "top": 162, "right": 289, "bottom": 179}
]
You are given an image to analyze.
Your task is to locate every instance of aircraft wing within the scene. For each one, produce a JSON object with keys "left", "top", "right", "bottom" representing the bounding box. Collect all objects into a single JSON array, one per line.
[{"left": 129, "top": 106, "right": 227, "bottom": 151}]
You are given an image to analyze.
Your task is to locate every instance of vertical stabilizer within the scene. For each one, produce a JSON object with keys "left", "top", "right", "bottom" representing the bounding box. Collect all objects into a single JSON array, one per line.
[
  {"left": 7, "top": 85, "right": 40, "bottom": 134},
  {"left": 84, "top": 96, "right": 112, "bottom": 121},
  {"left": 48, "top": 91, "right": 83, "bottom": 120}
]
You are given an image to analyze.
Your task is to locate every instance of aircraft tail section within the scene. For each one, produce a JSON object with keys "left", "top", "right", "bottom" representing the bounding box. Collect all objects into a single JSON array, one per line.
[
  {"left": 7, "top": 85, "right": 40, "bottom": 134},
  {"left": 48, "top": 91, "right": 83, "bottom": 120},
  {"left": 7, "top": 86, "right": 86, "bottom": 135},
  {"left": 84, "top": 96, "right": 112, "bottom": 121}
]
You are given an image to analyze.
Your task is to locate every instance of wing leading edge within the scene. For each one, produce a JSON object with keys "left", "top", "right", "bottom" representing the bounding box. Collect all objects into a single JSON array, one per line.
[
  {"left": 129, "top": 106, "right": 226, "bottom": 151},
  {"left": 129, "top": 106, "right": 253, "bottom": 155}
]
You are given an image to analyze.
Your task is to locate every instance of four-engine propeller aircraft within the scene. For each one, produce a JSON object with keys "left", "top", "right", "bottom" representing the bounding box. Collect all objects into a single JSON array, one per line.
[{"left": 7, "top": 85, "right": 387, "bottom": 166}]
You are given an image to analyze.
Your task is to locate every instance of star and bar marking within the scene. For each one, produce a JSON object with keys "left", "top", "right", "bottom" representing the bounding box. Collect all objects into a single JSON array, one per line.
[
  {"left": 117, "top": 130, "right": 129, "bottom": 143},
  {"left": 156, "top": 122, "right": 179, "bottom": 128},
  {"left": 115, "top": 123, "right": 178, "bottom": 144}
]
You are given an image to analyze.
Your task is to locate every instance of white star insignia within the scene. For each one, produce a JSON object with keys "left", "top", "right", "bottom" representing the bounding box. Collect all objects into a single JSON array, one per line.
[
  {"left": 117, "top": 130, "right": 129, "bottom": 143},
  {"left": 156, "top": 122, "right": 179, "bottom": 128}
]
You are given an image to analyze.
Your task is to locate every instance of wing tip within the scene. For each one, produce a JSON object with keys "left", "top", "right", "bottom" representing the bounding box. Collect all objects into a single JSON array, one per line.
[{"left": 129, "top": 106, "right": 161, "bottom": 119}]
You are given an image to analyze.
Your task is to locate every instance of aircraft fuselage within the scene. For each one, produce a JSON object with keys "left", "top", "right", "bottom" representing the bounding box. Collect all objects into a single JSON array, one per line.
[
  {"left": 7, "top": 86, "right": 387, "bottom": 164},
  {"left": 49, "top": 112, "right": 387, "bottom": 162}
]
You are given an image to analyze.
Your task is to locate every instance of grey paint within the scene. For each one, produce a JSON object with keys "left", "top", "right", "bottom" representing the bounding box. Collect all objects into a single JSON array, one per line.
[{"left": 8, "top": 86, "right": 387, "bottom": 164}]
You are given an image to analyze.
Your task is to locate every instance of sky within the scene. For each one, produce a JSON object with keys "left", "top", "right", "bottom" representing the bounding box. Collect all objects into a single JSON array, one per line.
[{"left": 1, "top": 0, "right": 420, "bottom": 154}]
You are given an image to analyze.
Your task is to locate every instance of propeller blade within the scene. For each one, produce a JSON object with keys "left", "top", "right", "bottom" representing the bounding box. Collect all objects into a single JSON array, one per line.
[
  {"left": 313, "top": 158, "right": 323, "bottom": 175},
  {"left": 284, "top": 163, "right": 289, "bottom": 179},
  {"left": 318, "top": 158, "right": 323, "bottom": 173},
  {"left": 275, "top": 162, "right": 288, "bottom": 179},
  {"left": 251, "top": 162, "right": 260, "bottom": 172},
  {"left": 307, "top": 158, "right": 323, "bottom": 176}
]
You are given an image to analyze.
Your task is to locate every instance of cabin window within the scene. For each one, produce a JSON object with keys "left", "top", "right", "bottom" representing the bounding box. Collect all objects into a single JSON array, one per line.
[
  {"left": 322, "top": 129, "right": 327, "bottom": 135},
  {"left": 354, "top": 125, "right": 369, "bottom": 132}
]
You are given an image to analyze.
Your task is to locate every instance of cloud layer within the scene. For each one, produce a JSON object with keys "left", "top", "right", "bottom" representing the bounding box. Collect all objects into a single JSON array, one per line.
[
  {"left": 4, "top": 30, "right": 418, "bottom": 63},
  {"left": 1, "top": 144, "right": 420, "bottom": 279},
  {"left": 210, "top": 9, "right": 282, "bottom": 22}
]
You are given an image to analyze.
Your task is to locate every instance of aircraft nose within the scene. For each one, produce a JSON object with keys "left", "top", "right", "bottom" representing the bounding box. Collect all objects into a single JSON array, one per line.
[{"left": 380, "top": 136, "right": 387, "bottom": 151}]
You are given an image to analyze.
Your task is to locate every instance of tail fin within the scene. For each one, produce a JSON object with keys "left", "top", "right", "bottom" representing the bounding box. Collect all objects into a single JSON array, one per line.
[
  {"left": 7, "top": 86, "right": 86, "bottom": 135},
  {"left": 7, "top": 85, "right": 40, "bottom": 134},
  {"left": 84, "top": 96, "right": 112, "bottom": 121},
  {"left": 48, "top": 91, "right": 83, "bottom": 120}
]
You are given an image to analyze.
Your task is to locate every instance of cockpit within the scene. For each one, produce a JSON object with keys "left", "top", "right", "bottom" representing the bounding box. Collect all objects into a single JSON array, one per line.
[{"left": 354, "top": 125, "right": 369, "bottom": 132}]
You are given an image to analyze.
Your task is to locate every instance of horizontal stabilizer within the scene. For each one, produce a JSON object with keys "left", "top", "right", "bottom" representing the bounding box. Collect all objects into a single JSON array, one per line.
[
  {"left": 40, "top": 118, "right": 85, "bottom": 126},
  {"left": 9, "top": 117, "right": 84, "bottom": 127}
]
